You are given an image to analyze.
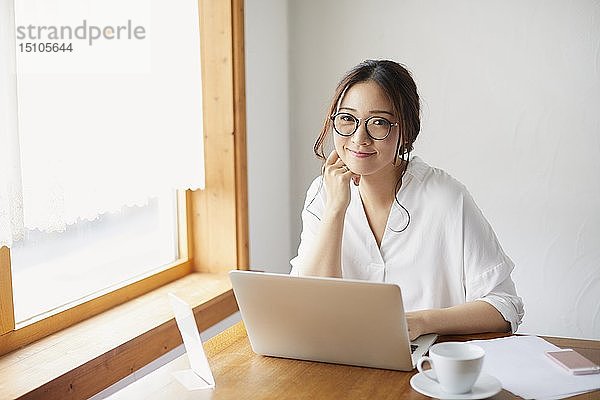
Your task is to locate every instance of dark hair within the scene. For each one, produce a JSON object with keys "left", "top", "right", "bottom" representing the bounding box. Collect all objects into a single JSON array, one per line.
[
  {"left": 309, "top": 60, "right": 421, "bottom": 232},
  {"left": 314, "top": 59, "right": 421, "bottom": 162}
]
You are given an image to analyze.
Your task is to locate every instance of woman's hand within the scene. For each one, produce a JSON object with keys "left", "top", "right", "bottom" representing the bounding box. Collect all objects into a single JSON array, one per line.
[
  {"left": 405, "top": 310, "right": 429, "bottom": 341},
  {"left": 322, "top": 150, "right": 356, "bottom": 214},
  {"left": 298, "top": 150, "right": 355, "bottom": 278}
]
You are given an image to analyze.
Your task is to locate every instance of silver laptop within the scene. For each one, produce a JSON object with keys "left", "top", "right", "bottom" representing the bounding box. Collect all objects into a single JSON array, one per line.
[{"left": 229, "top": 270, "right": 437, "bottom": 371}]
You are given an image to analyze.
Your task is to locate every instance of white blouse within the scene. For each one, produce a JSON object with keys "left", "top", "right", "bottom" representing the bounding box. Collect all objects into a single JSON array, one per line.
[{"left": 290, "top": 156, "right": 524, "bottom": 332}]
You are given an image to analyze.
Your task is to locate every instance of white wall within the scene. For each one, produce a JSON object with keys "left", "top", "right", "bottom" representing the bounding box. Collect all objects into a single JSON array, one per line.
[
  {"left": 287, "top": 0, "right": 600, "bottom": 339},
  {"left": 245, "top": 0, "right": 291, "bottom": 273},
  {"left": 244, "top": 0, "right": 600, "bottom": 339}
]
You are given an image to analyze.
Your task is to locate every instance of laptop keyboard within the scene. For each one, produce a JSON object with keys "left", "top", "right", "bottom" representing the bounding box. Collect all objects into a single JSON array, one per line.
[{"left": 410, "top": 344, "right": 418, "bottom": 353}]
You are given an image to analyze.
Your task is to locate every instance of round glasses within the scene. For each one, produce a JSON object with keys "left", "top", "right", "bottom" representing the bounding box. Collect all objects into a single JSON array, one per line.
[{"left": 331, "top": 112, "right": 398, "bottom": 140}]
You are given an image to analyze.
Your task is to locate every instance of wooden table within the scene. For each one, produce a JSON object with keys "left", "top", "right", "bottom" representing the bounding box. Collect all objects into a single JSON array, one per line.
[{"left": 106, "top": 323, "right": 600, "bottom": 399}]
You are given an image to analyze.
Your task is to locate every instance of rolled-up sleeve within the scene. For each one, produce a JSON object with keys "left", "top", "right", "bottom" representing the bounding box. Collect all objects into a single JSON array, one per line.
[
  {"left": 462, "top": 190, "right": 525, "bottom": 332},
  {"left": 477, "top": 278, "right": 524, "bottom": 333},
  {"left": 289, "top": 177, "right": 324, "bottom": 276}
]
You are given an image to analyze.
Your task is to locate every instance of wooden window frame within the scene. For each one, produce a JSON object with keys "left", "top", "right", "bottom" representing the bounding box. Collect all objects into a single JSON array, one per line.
[{"left": 0, "top": 0, "right": 248, "bottom": 357}]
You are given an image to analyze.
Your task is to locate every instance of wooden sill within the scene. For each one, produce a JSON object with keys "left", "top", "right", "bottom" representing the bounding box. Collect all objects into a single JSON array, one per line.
[{"left": 0, "top": 272, "right": 238, "bottom": 400}]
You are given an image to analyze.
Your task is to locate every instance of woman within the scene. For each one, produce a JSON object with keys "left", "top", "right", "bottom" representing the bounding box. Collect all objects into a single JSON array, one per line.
[{"left": 290, "top": 60, "right": 524, "bottom": 340}]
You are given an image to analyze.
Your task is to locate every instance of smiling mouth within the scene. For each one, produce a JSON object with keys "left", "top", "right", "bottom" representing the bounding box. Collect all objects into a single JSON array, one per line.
[{"left": 348, "top": 149, "right": 375, "bottom": 158}]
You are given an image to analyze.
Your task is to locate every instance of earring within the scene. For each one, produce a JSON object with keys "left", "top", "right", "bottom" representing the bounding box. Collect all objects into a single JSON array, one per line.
[{"left": 398, "top": 143, "right": 410, "bottom": 156}]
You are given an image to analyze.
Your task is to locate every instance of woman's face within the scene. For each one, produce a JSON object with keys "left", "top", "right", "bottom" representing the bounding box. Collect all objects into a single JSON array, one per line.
[{"left": 333, "top": 80, "right": 400, "bottom": 178}]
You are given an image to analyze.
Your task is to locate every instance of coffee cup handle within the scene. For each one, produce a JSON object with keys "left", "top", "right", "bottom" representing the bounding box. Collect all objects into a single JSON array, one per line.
[{"left": 416, "top": 356, "right": 438, "bottom": 384}]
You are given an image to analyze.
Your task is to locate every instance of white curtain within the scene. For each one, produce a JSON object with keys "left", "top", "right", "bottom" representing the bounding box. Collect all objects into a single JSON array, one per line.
[
  {"left": 0, "top": 0, "right": 24, "bottom": 247},
  {"left": 0, "top": 0, "right": 205, "bottom": 247}
]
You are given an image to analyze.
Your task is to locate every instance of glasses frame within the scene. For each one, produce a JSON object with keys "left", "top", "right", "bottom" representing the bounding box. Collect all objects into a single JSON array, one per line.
[{"left": 330, "top": 112, "right": 399, "bottom": 141}]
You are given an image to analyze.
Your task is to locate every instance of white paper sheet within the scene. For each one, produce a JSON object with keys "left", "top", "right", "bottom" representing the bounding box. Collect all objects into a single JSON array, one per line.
[
  {"left": 168, "top": 293, "right": 216, "bottom": 390},
  {"left": 468, "top": 336, "right": 600, "bottom": 400}
]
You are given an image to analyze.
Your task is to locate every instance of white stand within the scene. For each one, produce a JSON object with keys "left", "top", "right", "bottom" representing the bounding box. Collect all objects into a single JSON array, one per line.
[
  {"left": 169, "top": 293, "right": 216, "bottom": 391},
  {"left": 172, "top": 369, "right": 214, "bottom": 391}
]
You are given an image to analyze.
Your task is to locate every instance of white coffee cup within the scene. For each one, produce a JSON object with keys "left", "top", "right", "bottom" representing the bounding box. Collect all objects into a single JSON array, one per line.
[{"left": 416, "top": 342, "right": 485, "bottom": 394}]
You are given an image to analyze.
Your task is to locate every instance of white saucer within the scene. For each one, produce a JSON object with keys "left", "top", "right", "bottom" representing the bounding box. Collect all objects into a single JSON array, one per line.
[{"left": 410, "top": 372, "right": 502, "bottom": 399}]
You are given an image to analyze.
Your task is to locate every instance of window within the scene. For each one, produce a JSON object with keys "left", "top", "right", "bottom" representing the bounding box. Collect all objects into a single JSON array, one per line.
[
  {"left": 0, "top": 0, "right": 248, "bottom": 356},
  {"left": 3, "top": 0, "right": 203, "bottom": 324},
  {"left": 11, "top": 192, "right": 179, "bottom": 323}
]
